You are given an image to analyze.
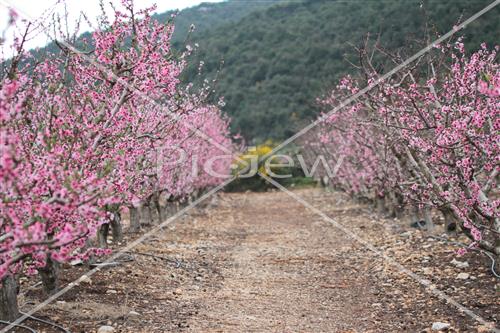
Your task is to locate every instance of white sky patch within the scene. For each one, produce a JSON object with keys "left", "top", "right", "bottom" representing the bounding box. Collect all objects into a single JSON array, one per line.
[{"left": 0, "top": 0, "right": 224, "bottom": 51}]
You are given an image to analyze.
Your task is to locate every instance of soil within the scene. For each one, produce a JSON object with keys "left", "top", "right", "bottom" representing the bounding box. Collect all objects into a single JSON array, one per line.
[{"left": 14, "top": 188, "right": 500, "bottom": 332}]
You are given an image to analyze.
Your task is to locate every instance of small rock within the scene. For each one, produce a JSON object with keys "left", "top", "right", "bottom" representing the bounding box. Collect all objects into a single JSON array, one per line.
[
  {"left": 173, "top": 288, "right": 183, "bottom": 295},
  {"left": 128, "top": 311, "right": 140, "bottom": 317},
  {"left": 400, "top": 231, "right": 412, "bottom": 238},
  {"left": 431, "top": 322, "right": 451, "bottom": 331},
  {"left": 78, "top": 275, "right": 92, "bottom": 284},
  {"left": 97, "top": 326, "right": 115, "bottom": 333},
  {"left": 456, "top": 272, "right": 470, "bottom": 280},
  {"left": 451, "top": 259, "right": 469, "bottom": 268},
  {"left": 423, "top": 267, "right": 433, "bottom": 275},
  {"left": 106, "top": 289, "right": 117, "bottom": 294}
]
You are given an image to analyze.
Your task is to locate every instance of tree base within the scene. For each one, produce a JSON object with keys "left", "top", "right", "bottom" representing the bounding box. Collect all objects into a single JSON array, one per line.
[{"left": 0, "top": 275, "right": 19, "bottom": 321}]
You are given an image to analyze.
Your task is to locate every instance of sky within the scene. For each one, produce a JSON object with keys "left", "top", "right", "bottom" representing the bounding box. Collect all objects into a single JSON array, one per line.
[{"left": 0, "top": 0, "right": 224, "bottom": 49}]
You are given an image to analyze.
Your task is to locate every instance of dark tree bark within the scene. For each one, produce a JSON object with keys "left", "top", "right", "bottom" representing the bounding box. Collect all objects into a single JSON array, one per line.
[
  {"left": 110, "top": 210, "right": 123, "bottom": 242},
  {"left": 391, "top": 192, "right": 406, "bottom": 219},
  {"left": 39, "top": 256, "right": 59, "bottom": 295},
  {"left": 157, "top": 201, "right": 165, "bottom": 224},
  {"left": 150, "top": 192, "right": 161, "bottom": 224},
  {"left": 441, "top": 208, "right": 457, "bottom": 234},
  {"left": 160, "top": 206, "right": 167, "bottom": 222},
  {"left": 140, "top": 203, "right": 152, "bottom": 226},
  {"left": 162, "top": 203, "right": 177, "bottom": 221},
  {"left": 422, "top": 206, "right": 434, "bottom": 230},
  {"left": 129, "top": 206, "right": 141, "bottom": 232},
  {"left": 149, "top": 205, "right": 159, "bottom": 225},
  {"left": 0, "top": 275, "right": 19, "bottom": 321},
  {"left": 98, "top": 223, "right": 110, "bottom": 248},
  {"left": 410, "top": 206, "right": 421, "bottom": 224},
  {"left": 375, "top": 195, "right": 386, "bottom": 215}
]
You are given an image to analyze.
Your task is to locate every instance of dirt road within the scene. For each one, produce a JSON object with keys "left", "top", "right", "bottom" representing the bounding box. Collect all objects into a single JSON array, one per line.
[{"left": 26, "top": 189, "right": 499, "bottom": 332}]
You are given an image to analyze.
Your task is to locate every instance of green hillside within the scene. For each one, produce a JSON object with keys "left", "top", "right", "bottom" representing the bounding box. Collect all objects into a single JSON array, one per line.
[
  {"left": 157, "top": 1, "right": 282, "bottom": 46},
  {"left": 180, "top": 0, "right": 499, "bottom": 142}
]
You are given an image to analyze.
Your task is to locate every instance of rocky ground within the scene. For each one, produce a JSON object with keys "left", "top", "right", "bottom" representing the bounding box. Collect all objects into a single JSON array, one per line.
[{"left": 16, "top": 188, "right": 500, "bottom": 332}]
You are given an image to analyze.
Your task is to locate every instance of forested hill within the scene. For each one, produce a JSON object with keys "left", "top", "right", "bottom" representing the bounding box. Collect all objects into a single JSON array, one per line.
[
  {"left": 155, "top": 1, "right": 282, "bottom": 46},
  {"left": 174, "top": 0, "right": 499, "bottom": 142}
]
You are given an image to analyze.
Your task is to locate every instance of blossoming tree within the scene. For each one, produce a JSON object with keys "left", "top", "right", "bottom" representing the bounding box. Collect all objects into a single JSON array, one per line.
[
  {"left": 0, "top": 0, "right": 232, "bottom": 320},
  {"left": 303, "top": 38, "right": 499, "bottom": 268}
]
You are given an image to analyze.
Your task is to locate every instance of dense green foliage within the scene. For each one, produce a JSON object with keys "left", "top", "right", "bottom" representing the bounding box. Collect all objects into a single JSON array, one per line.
[
  {"left": 178, "top": 0, "right": 499, "bottom": 141},
  {"left": 156, "top": 1, "right": 281, "bottom": 47}
]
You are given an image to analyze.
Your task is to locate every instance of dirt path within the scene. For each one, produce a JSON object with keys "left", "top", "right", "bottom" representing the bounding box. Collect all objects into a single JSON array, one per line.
[
  {"left": 185, "top": 190, "right": 379, "bottom": 332},
  {"left": 24, "top": 189, "right": 499, "bottom": 332}
]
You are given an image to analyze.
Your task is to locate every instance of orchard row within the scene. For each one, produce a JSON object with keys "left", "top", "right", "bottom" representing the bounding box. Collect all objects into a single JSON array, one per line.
[
  {"left": 0, "top": 1, "right": 232, "bottom": 320},
  {"left": 302, "top": 38, "right": 499, "bottom": 264}
]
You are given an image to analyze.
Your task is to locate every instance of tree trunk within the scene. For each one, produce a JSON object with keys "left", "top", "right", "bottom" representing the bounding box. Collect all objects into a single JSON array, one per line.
[
  {"left": 441, "top": 208, "right": 457, "bottom": 234},
  {"left": 160, "top": 206, "right": 168, "bottom": 222},
  {"left": 385, "top": 193, "right": 395, "bottom": 218},
  {"left": 148, "top": 192, "right": 161, "bottom": 224},
  {"left": 393, "top": 192, "right": 406, "bottom": 219},
  {"left": 164, "top": 203, "right": 175, "bottom": 221},
  {"left": 98, "top": 223, "right": 110, "bottom": 248},
  {"left": 422, "top": 206, "right": 434, "bottom": 231},
  {"left": 157, "top": 202, "right": 165, "bottom": 224},
  {"left": 0, "top": 275, "right": 19, "bottom": 321},
  {"left": 375, "top": 195, "right": 386, "bottom": 215},
  {"left": 39, "top": 256, "right": 59, "bottom": 295},
  {"left": 178, "top": 201, "right": 188, "bottom": 213},
  {"left": 129, "top": 206, "right": 141, "bottom": 233},
  {"left": 140, "top": 203, "right": 152, "bottom": 226},
  {"left": 110, "top": 210, "right": 123, "bottom": 242},
  {"left": 149, "top": 205, "right": 159, "bottom": 225},
  {"left": 410, "top": 206, "right": 420, "bottom": 223}
]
